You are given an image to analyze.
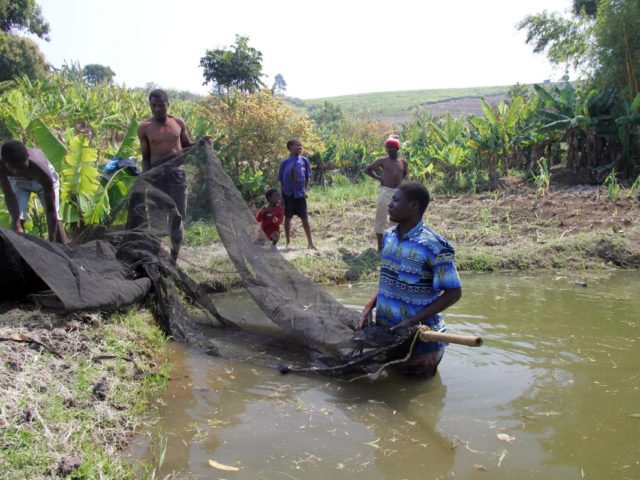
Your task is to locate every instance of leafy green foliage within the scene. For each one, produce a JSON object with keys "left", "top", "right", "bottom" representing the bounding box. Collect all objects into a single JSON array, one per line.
[
  {"left": 0, "top": 73, "right": 153, "bottom": 235},
  {"left": 402, "top": 112, "right": 472, "bottom": 190},
  {"left": 60, "top": 135, "right": 100, "bottom": 224},
  {"left": 0, "top": 0, "right": 49, "bottom": 38},
  {"left": 200, "top": 89, "right": 319, "bottom": 200},
  {"left": 200, "top": 35, "right": 264, "bottom": 94},
  {"left": 594, "top": 0, "right": 640, "bottom": 101},
  {"left": 82, "top": 63, "right": 115, "bottom": 85},
  {"left": 28, "top": 118, "right": 66, "bottom": 171},
  {"left": 630, "top": 173, "right": 640, "bottom": 198},
  {"left": 533, "top": 157, "right": 551, "bottom": 197},
  {"left": 518, "top": 10, "right": 595, "bottom": 74},
  {"left": 604, "top": 168, "right": 620, "bottom": 201},
  {"left": 0, "top": 32, "right": 48, "bottom": 82},
  {"left": 115, "top": 118, "right": 140, "bottom": 160}
]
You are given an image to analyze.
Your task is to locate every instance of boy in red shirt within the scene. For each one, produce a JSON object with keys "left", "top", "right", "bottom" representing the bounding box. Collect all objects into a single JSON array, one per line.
[{"left": 256, "top": 189, "right": 285, "bottom": 247}]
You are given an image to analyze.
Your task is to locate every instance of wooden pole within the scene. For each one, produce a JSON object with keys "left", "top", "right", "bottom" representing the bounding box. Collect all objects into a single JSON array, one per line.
[{"left": 418, "top": 325, "right": 483, "bottom": 347}]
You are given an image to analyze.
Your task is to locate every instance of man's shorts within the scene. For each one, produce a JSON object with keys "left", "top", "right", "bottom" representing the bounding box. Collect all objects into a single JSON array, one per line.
[
  {"left": 396, "top": 346, "right": 445, "bottom": 378},
  {"left": 156, "top": 167, "right": 188, "bottom": 219},
  {"left": 282, "top": 193, "right": 307, "bottom": 219},
  {"left": 374, "top": 186, "right": 396, "bottom": 234},
  {"left": 8, "top": 164, "right": 61, "bottom": 221}
]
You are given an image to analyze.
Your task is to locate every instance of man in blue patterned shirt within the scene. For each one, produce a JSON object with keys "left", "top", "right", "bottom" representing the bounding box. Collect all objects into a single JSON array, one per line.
[{"left": 355, "top": 182, "right": 462, "bottom": 378}]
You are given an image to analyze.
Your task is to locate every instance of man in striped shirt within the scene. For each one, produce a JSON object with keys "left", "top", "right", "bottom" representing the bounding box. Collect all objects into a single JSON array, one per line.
[{"left": 355, "top": 182, "right": 462, "bottom": 378}]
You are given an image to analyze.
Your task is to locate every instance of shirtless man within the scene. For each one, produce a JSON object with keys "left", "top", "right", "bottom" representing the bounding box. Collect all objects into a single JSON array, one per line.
[
  {"left": 364, "top": 135, "right": 408, "bottom": 252},
  {"left": 0, "top": 140, "right": 67, "bottom": 244},
  {"left": 137, "top": 89, "right": 191, "bottom": 261}
]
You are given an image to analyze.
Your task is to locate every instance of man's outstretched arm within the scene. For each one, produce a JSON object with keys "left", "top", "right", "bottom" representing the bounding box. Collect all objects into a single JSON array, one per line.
[{"left": 0, "top": 175, "right": 22, "bottom": 232}]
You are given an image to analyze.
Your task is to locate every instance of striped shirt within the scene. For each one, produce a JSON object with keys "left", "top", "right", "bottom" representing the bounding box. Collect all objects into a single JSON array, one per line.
[{"left": 376, "top": 219, "right": 461, "bottom": 331}]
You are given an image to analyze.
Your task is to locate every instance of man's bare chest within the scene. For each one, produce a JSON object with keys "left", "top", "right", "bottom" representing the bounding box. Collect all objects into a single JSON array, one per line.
[
  {"left": 147, "top": 123, "right": 181, "bottom": 145},
  {"left": 382, "top": 158, "right": 405, "bottom": 173}
]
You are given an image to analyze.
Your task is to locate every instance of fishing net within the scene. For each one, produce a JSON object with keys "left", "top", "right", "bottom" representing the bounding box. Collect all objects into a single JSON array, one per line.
[{"left": 0, "top": 141, "right": 414, "bottom": 377}]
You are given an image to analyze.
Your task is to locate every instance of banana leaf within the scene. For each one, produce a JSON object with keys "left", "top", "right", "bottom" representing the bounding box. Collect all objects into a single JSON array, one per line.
[{"left": 28, "top": 118, "right": 67, "bottom": 172}]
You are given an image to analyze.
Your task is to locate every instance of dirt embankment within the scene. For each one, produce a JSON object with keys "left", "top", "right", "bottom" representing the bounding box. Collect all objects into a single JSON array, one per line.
[
  {"left": 179, "top": 178, "right": 640, "bottom": 289},
  {"left": 433, "top": 181, "right": 640, "bottom": 271}
]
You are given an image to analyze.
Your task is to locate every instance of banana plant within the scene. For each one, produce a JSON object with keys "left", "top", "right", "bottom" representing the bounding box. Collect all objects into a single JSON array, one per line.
[
  {"left": 60, "top": 135, "right": 100, "bottom": 226},
  {"left": 0, "top": 89, "right": 41, "bottom": 141},
  {"left": 28, "top": 118, "right": 67, "bottom": 172},
  {"left": 427, "top": 114, "right": 471, "bottom": 189},
  {"left": 86, "top": 168, "right": 134, "bottom": 225},
  {"left": 468, "top": 97, "right": 529, "bottom": 181},
  {"left": 614, "top": 93, "right": 640, "bottom": 176}
]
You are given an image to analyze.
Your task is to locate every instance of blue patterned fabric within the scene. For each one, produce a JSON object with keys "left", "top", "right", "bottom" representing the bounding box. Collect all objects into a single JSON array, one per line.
[{"left": 376, "top": 220, "right": 461, "bottom": 335}]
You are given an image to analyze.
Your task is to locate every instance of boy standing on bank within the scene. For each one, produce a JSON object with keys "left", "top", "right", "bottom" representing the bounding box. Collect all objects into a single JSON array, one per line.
[
  {"left": 278, "top": 139, "right": 316, "bottom": 250},
  {"left": 364, "top": 135, "right": 407, "bottom": 252}
]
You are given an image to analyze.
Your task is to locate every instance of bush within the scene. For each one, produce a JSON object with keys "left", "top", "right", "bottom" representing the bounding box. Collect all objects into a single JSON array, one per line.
[{"left": 0, "top": 32, "right": 49, "bottom": 82}]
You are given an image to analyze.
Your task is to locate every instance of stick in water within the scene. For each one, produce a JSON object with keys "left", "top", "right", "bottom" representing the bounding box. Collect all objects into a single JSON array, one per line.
[{"left": 417, "top": 326, "right": 483, "bottom": 347}]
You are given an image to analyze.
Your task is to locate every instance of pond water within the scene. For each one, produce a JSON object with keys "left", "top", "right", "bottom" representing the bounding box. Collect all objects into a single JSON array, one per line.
[{"left": 130, "top": 272, "right": 640, "bottom": 479}]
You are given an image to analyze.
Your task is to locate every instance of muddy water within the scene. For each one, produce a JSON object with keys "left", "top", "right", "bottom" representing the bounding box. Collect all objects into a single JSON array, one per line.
[{"left": 131, "top": 272, "right": 640, "bottom": 479}]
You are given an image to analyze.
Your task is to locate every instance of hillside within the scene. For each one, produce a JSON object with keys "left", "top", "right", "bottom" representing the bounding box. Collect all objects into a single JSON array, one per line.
[{"left": 297, "top": 85, "right": 513, "bottom": 124}]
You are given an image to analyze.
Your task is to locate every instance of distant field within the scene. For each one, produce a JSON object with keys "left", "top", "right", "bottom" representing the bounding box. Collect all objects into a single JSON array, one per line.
[{"left": 297, "top": 85, "right": 514, "bottom": 124}]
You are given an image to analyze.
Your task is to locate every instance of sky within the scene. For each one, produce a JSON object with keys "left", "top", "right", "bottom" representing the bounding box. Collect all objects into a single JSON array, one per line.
[{"left": 33, "top": 0, "right": 573, "bottom": 99}]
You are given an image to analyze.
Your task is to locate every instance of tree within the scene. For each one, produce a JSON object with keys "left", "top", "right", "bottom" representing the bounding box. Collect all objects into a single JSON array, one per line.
[
  {"left": 309, "top": 101, "right": 344, "bottom": 141},
  {"left": 573, "top": 0, "right": 599, "bottom": 17},
  {"left": 82, "top": 64, "right": 115, "bottom": 85},
  {"left": 199, "top": 90, "right": 320, "bottom": 199},
  {"left": 0, "top": 0, "right": 49, "bottom": 82},
  {"left": 199, "top": 35, "right": 264, "bottom": 95},
  {"left": 0, "top": 0, "right": 50, "bottom": 39},
  {"left": 593, "top": 0, "right": 640, "bottom": 101},
  {"left": 519, "top": 0, "right": 640, "bottom": 100},
  {"left": 272, "top": 73, "right": 287, "bottom": 95},
  {"left": 0, "top": 32, "right": 48, "bottom": 82},
  {"left": 517, "top": 10, "right": 596, "bottom": 75}
]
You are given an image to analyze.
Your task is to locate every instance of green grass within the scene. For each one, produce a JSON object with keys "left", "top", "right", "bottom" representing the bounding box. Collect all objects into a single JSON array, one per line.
[
  {"left": 298, "top": 85, "right": 512, "bottom": 123},
  {"left": 311, "top": 174, "right": 379, "bottom": 208},
  {"left": 184, "top": 221, "right": 220, "bottom": 246},
  {"left": 0, "top": 308, "right": 170, "bottom": 479}
]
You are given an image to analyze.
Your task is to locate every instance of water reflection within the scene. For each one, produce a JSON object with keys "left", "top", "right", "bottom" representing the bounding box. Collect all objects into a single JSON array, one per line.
[
  {"left": 130, "top": 271, "right": 640, "bottom": 480},
  {"left": 135, "top": 347, "right": 456, "bottom": 479}
]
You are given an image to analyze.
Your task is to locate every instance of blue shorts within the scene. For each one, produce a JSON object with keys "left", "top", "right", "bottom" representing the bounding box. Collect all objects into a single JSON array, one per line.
[{"left": 8, "top": 162, "right": 61, "bottom": 221}]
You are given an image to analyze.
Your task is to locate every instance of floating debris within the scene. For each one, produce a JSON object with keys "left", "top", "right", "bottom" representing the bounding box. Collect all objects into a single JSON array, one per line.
[{"left": 208, "top": 459, "right": 240, "bottom": 471}]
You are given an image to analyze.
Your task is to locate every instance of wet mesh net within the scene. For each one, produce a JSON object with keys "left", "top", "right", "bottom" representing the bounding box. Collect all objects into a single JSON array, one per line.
[{"left": 0, "top": 142, "right": 414, "bottom": 377}]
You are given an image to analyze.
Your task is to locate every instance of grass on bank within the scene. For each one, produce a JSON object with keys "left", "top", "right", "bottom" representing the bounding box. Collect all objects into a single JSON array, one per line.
[{"left": 0, "top": 308, "right": 169, "bottom": 479}]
